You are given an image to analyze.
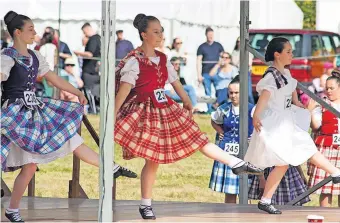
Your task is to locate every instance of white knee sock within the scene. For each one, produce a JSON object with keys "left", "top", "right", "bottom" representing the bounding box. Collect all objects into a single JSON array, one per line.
[
  {"left": 331, "top": 171, "right": 340, "bottom": 177},
  {"left": 229, "top": 156, "right": 245, "bottom": 168},
  {"left": 140, "top": 198, "right": 152, "bottom": 207},
  {"left": 6, "top": 208, "right": 19, "bottom": 213},
  {"left": 260, "top": 197, "right": 271, "bottom": 204},
  {"left": 113, "top": 163, "right": 120, "bottom": 173}
]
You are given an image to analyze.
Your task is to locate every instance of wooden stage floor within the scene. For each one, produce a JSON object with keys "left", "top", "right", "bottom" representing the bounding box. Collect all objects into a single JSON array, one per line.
[{"left": 1, "top": 197, "right": 339, "bottom": 222}]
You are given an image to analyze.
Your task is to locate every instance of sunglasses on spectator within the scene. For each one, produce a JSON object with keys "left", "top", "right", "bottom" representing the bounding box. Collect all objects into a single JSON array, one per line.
[
  {"left": 221, "top": 56, "right": 230, "bottom": 59},
  {"left": 65, "top": 64, "right": 75, "bottom": 67},
  {"left": 176, "top": 42, "right": 183, "bottom": 44}
]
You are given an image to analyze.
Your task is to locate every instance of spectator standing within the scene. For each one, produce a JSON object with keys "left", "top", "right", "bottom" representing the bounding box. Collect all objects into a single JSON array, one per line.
[{"left": 197, "top": 27, "right": 224, "bottom": 112}]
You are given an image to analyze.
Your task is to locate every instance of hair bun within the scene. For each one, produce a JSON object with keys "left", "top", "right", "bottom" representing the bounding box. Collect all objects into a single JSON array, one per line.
[
  {"left": 332, "top": 69, "right": 340, "bottom": 78},
  {"left": 4, "top": 11, "right": 18, "bottom": 26},
  {"left": 133, "top": 13, "right": 146, "bottom": 29},
  {"left": 264, "top": 52, "right": 272, "bottom": 62}
]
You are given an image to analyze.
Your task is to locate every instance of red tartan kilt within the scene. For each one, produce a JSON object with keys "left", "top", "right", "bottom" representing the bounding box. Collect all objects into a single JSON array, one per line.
[
  {"left": 308, "top": 145, "right": 340, "bottom": 195},
  {"left": 114, "top": 97, "right": 209, "bottom": 164}
]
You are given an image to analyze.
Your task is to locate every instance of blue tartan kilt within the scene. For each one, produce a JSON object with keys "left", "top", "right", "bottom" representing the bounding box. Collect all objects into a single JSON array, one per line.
[
  {"left": 209, "top": 160, "right": 240, "bottom": 195},
  {"left": 248, "top": 166, "right": 311, "bottom": 205},
  {"left": 1, "top": 97, "right": 83, "bottom": 171},
  {"left": 210, "top": 136, "right": 242, "bottom": 194}
]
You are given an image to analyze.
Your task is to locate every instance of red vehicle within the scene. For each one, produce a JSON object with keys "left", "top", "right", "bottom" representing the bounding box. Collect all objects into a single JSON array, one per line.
[{"left": 249, "top": 29, "right": 340, "bottom": 94}]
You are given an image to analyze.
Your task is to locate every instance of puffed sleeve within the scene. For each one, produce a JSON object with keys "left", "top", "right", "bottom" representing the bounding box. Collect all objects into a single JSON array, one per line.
[
  {"left": 211, "top": 106, "right": 225, "bottom": 125},
  {"left": 119, "top": 57, "right": 140, "bottom": 87},
  {"left": 1, "top": 52, "right": 14, "bottom": 81},
  {"left": 250, "top": 105, "right": 256, "bottom": 118},
  {"left": 33, "top": 50, "right": 51, "bottom": 77},
  {"left": 166, "top": 60, "right": 178, "bottom": 84},
  {"left": 256, "top": 73, "right": 277, "bottom": 96},
  {"left": 311, "top": 106, "right": 322, "bottom": 129},
  {"left": 284, "top": 68, "right": 297, "bottom": 91}
]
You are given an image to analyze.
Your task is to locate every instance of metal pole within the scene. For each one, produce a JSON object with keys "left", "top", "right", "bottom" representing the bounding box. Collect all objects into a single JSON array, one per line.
[
  {"left": 98, "top": 0, "right": 115, "bottom": 222},
  {"left": 53, "top": 0, "right": 62, "bottom": 99},
  {"left": 0, "top": 20, "right": 2, "bottom": 199},
  {"left": 57, "top": 0, "right": 61, "bottom": 70},
  {"left": 239, "top": 0, "right": 251, "bottom": 205}
]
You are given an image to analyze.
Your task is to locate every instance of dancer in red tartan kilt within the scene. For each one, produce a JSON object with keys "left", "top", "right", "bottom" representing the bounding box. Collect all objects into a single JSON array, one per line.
[
  {"left": 114, "top": 13, "right": 263, "bottom": 220},
  {"left": 308, "top": 70, "right": 340, "bottom": 207}
]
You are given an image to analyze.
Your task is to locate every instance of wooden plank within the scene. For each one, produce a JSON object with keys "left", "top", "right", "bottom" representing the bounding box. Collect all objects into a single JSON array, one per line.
[
  {"left": 82, "top": 115, "right": 99, "bottom": 145},
  {"left": 112, "top": 178, "right": 116, "bottom": 200},
  {"left": 83, "top": 115, "right": 117, "bottom": 200},
  {"left": 69, "top": 124, "right": 82, "bottom": 198},
  {"left": 79, "top": 184, "right": 89, "bottom": 199},
  {"left": 27, "top": 174, "right": 35, "bottom": 197},
  {"left": 69, "top": 180, "right": 88, "bottom": 199},
  {"left": 69, "top": 155, "right": 81, "bottom": 198},
  {"left": 69, "top": 115, "right": 117, "bottom": 199},
  {"left": 1, "top": 179, "right": 11, "bottom": 196},
  {"left": 1, "top": 197, "right": 339, "bottom": 222}
]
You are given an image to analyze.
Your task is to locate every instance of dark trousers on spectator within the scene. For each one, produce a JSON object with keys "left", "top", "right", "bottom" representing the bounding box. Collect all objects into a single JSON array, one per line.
[
  {"left": 82, "top": 72, "right": 100, "bottom": 114},
  {"left": 82, "top": 72, "right": 100, "bottom": 99}
]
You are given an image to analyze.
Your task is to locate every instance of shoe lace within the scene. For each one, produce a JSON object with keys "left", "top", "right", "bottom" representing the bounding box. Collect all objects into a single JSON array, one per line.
[
  {"left": 10, "top": 212, "right": 23, "bottom": 222},
  {"left": 246, "top": 162, "right": 263, "bottom": 171},
  {"left": 120, "top": 166, "right": 134, "bottom": 173},
  {"left": 141, "top": 206, "right": 155, "bottom": 217},
  {"left": 246, "top": 162, "right": 257, "bottom": 169},
  {"left": 266, "top": 204, "right": 279, "bottom": 212}
]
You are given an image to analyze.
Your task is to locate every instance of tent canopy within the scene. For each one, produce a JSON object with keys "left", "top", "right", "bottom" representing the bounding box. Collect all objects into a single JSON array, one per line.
[
  {"left": 316, "top": 0, "right": 340, "bottom": 34},
  {"left": 1, "top": 0, "right": 302, "bottom": 28},
  {"left": 1, "top": 0, "right": 303, "bottom": 88}
]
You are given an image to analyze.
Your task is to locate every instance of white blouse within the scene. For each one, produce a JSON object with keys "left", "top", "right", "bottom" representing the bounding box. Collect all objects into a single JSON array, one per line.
[
  {"left": 211, "top": 104, "right": 256, "bottom": 125},
  {"left": 39, "top": 43, "right": 57, "bottom": 71},
  {"left": 0, "top": 49, "right": 51, "bottom": 82},
  {"left": 211, "top": 104, "right": 240, "bottom": 125},
  {"left": 312, "top": 103, "right": 340, "bottom": 130},
  {"left": 120, "top": 56, "right": 178, "bottom": 88}
]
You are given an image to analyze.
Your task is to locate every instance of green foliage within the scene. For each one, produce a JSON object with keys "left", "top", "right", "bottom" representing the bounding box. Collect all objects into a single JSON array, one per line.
[{"left": 295, "top": 0, "right": 316, "bottom": 30}]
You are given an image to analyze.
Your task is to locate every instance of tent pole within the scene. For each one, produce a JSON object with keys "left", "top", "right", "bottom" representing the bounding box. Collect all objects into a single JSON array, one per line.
[
  {"left": 239, "top": 0, "right": 251, "bottom": 205},
  {"left": 98, "top": 0, "right": 115, "bottom": 222}
]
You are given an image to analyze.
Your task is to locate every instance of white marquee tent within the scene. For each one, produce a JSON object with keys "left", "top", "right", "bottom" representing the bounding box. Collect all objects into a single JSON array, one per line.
[
  {"left": 1, "top": 0, "right": 303, "bottom": 93},
  {"left": 2, "top": 0, "right": 303, "bottom": 53},
  {"left": 316, "top": 0, "right": 340, "bottom": 35}
]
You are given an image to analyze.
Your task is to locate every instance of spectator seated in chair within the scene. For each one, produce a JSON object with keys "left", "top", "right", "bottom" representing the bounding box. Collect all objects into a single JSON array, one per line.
[
  {"left": 59, "top": 57, "right": 84, "bottom": 102},
  {"left": 165, "top": 57, "right": 199, "bottom": 112}
]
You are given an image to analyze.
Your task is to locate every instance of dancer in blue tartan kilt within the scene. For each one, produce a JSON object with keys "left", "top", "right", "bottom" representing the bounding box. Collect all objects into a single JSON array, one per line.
[
  {"left": 209, "top": 75, "right": 255, "bottom": 203},
  {"left": 1, "top": 11, "right": 136, "bottom": 222}
]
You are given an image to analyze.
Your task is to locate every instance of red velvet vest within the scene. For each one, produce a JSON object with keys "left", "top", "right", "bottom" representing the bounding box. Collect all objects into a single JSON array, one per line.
[
  {"left": 116, "top": 49, "right": 174, "bottom": 108},
  {"left": 315, "top": 107, "right": 339, "bottom": 148}
]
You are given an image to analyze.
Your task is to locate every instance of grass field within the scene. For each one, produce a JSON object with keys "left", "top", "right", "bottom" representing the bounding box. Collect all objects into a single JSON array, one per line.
[{"left": 2, "top": 114, "right": 338, "bottom": 206}]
